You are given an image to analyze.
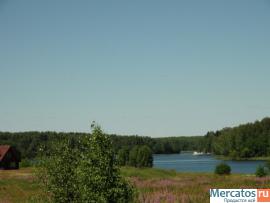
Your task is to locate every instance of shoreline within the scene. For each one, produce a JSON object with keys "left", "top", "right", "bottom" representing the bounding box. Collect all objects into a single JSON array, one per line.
[{"left": 215, "top": 155, "right": 270, "bottom": 161}]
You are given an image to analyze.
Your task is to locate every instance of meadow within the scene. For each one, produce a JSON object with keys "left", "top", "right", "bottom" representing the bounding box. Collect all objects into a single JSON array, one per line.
[{"left": 0, "top": 167, "right": 269, "bottom": 203}]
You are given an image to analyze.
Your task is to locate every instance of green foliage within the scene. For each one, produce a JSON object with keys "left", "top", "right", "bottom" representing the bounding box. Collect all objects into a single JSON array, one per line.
[
  {"left": 136, "top": 145, "right": 153, "bottom": 168},
  {"left": 128, "top": 145, "right": 153, "bottom": 168},
  {"left": 265, "top": 161, "right": 270, "bottom": 171},
  {"left": 19, "top": 159, "right": 32, "bottom": 168},
  {"left": 38, "top": 138, "right": 80, "bottom": 203},
  {"left": 0, "top": 132, "right": 205, "bottom": 159},
  {"left": 76, "top": 126, "right": 134, "bottom": 203},
  {"left": 153, "top": 136, "right": 204, "bottom": 154},
  {"left": 0, "top": 131, "right": 83, "bottom": 159},
  {"left": 129, "top": 146, "right": 140, "bottom": 167},
  {"left": 240, "top": 147, "right": 252, "bottom": 158},
  {"left": 228, "top": 150, "right": 239, "bottom": 160},
  {"left": 117, "top": 147, "right": 129, "bottom": 166},
  {"left": 1, "top": 117, "right": 270, "bottom": 161},
  {"left": 210, "top": 118, "right": 270, "bottom": 159},
  {"left": 38, "top": 126, "right": 134, "bottom": 203},
  {"left": 215, "top": 163, "right": 231, "bottom": 175},
  {"left": 255, "top": 165, "right": 267, "bottom": 177}
]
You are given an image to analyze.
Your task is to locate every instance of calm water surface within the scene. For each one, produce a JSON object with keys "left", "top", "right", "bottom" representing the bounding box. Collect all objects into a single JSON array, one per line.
[{"left": 153, "top": 153, "right": 266, "bottom": 174}]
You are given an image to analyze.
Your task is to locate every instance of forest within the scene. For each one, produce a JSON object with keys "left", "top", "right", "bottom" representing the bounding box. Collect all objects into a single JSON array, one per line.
[
  {"left": 0, "top": 117, "right": 270, "bottom": 160},
  {"left": 0, "top": 132, "right": 202, "bottom": 159},
  {"left": 204, "top": 117, "right": 270, "bottom": 159}
]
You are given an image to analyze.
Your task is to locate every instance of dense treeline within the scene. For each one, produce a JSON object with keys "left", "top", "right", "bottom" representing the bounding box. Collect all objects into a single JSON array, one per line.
[
  {"left": 204, "top": 117, "right": 270, "bottom": 159},
  {"left": 0, "top": 132, "right": 201, "bottom": 159},
  {"left": 1, "top": 117, "right": 270, "bottom": 160},
  {"left": 0, "top": 131, "right": 86, "bottom": 159},
  {"left": 110, "top": 135, "right": 204, "bottom": 154},
  {"left": 152, "top": 136, "right": 204, "bottom": 154}
]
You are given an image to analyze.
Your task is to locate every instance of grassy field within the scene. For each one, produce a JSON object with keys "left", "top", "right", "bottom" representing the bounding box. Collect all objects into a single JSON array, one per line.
[
  {"left": 0, "top": 167, "right": 270, "bottom": 203},
  {"left": 0, "top": 168, "right": 41, "bottom": 203}
]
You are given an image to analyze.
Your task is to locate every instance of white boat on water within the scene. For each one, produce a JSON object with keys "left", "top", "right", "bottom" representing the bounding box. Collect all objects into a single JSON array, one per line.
[{"left": 193, "top": 151, "right": 205, "bottom": 156}]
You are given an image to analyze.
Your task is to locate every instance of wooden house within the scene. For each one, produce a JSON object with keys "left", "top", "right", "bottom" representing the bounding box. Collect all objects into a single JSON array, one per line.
[{"left": 0, "top": 145, "right": 21, "bottom": 169}]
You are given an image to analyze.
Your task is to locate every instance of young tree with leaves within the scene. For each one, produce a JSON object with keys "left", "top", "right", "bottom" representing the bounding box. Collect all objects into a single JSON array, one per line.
[{"left": 38, "top": 125, "right": 134, "bottom": 203}]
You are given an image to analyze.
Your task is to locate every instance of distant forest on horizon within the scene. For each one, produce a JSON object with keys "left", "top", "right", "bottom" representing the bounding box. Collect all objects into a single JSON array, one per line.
[{"left": 0, "top": 117, "right": 270, "bottom": 160}]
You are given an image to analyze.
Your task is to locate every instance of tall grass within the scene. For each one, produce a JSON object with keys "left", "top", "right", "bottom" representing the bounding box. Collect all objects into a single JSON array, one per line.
[{"left": 122, "top": 167, "right": 270, "bottom": 203}]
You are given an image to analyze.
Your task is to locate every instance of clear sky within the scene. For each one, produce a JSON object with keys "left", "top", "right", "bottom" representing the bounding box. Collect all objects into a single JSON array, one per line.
[{"left": 1, "top": 0, "right": 270, "bottom": 137}]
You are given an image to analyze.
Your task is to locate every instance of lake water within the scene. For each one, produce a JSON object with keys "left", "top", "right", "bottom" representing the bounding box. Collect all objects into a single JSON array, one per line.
[{"left": 153, "top": 153, "right": 266, "bottom": 174}]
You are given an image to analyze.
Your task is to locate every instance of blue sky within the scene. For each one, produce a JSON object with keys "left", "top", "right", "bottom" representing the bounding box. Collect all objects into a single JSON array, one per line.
[{"left": 0, "top": 0, "right": 270, "bottom": 136}]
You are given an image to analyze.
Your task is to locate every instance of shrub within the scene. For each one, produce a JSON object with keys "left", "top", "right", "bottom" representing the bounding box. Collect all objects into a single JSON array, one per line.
[
  {"left": 37, "top": 126, "right": 134, "bottom": 203},
  {"left": 20, "top": 159, "right": 32, "bottom": 168},
  {"left": 215, "top": 163, "right": 231, "bottom": 175},
  {"left": 256, "top": 165, "right": 267, "bottom": 177}
]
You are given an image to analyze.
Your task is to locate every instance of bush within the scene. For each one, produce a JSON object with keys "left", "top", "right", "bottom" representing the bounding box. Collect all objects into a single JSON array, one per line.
[
  {"left": 256, "top": 165, "right": 267, "bottom": 177},
  {"left": 20, "top": 159, "right": 32, "bottom": 168},
  {"left": 215, "top": 163, "right": 231, "bottom": 175},
  {"left": 38, "top": 126, "right": 135, "bottom": 203},
  {"left": 128, "top": 145, "right": 153, "bottom": 168}
]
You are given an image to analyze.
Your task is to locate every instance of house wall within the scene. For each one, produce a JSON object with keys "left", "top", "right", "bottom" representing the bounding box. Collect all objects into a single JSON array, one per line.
[{"left": 0, "top": 149, "right": 20, "bottom": 169}]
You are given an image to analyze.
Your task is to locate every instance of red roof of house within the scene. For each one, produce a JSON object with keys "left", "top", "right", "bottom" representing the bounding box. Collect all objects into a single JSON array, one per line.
[{"left": 0, "top": 145, "right": 11, "bottom": 161}]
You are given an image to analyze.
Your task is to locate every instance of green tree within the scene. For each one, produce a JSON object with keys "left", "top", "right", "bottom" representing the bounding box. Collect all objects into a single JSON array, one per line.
[
  {"left": 128, "top": 146, "right": 140, "bottom": 167},
  {"left": 38, "top": 138, "right": 80, "bottom": 203},
  {"left": 265, "top": 160, "right": 270, "bottom": 171},
  {"left": 136, "top": 145, "right": 153, "bottom": 168},
  {"left": 229, "top": 150, "right": 239, "bottom": 160},
  {"left": 240, "top": 147, "right": 251, "bottom": 158},
  {"left": 117, "top": 147, "right": 129, "bottom": 166},
  {"left": 38, "top": 126, "right": 134, "bottom": 203}
]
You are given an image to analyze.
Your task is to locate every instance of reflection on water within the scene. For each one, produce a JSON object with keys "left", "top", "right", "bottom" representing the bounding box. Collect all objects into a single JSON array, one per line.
[{"left": 153, "top": 153, "right": 265, "bottom": 174}]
